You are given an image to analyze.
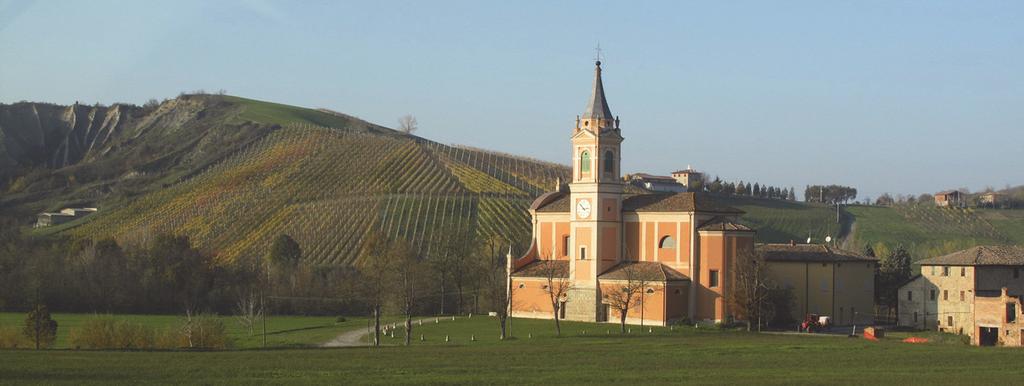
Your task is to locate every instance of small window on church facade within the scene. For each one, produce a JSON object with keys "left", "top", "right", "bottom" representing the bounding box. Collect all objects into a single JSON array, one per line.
[
  {"left": 709, "top": 270, "right": 720, "bottom": 288},
  {"left": 659, "top": 236, "right": 675, "bottom": 249},
  {"left": 579, "top": 246, "right": 587, "bottom": 260},
  {"left": 603, "top": 150, "right": 614, "bottom": 174},
  {"left": 580, "top": 151, "right": 591, "bottom": 173},
  {"left": 562, "top": 235, "right": 570, "bottom": 257}
]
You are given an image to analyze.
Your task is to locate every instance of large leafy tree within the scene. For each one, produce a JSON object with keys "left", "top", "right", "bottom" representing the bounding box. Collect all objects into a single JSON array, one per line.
[
  {"left": 876, "top": 244, "right": 912, "bottom": 319},
  {"left": 24, "top": 305, "right": 58, "bottom": 349},
  {"left": 267, "top": 234, "right": 302, "bottom": 270}
]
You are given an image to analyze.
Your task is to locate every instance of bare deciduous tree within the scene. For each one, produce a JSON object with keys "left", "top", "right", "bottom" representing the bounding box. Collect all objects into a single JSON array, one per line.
[
  {"left": 540, "top": 253, "right": 572, "bottom": 336},
  {"left": 358, "top": 233, "right": 393, "bottom": 346},
  {"left": 602, "top": 263, "right": 647, "bottom": 333},
  {"left": 398, "top": 114, "right": 418, "bottom": 134},
  {"left": 235, "top": 287, "right": 263, "bottom": 337},
  {"left": 728, "top": 249, "right": 775, "bottom": 331},
  {"left": 481, "top": 236, "right": 511, "bottom": 339},
  {"left": 391, "top": 240, "right": 425, "bottom": 346}
]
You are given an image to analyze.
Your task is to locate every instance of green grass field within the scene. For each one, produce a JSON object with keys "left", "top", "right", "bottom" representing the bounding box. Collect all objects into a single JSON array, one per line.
[
  {"left": 0, "top": 313, "right": 369, "bottom": 349},
  {"left": 3, "top": 316, "right": 1024, "bottom": 384}
]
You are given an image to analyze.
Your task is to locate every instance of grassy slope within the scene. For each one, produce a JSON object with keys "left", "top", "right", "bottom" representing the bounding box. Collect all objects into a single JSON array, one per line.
[
  {"left": 846, "top": 204, "right": 1024, "bottom": 260},
  {"left": 3, "top": 317, "right": 1024, "bottom": 384},
  {"left": 714, "top": 194, "right": 1024, "bottom": 260},
  {"left": 717, "top": 195, "right": 841, "bottom": 244}
]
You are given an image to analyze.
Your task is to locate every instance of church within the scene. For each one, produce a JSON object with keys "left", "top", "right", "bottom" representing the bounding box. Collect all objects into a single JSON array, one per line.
[{"left": 508, "top": 61, "right": 756, "bottom": 325}]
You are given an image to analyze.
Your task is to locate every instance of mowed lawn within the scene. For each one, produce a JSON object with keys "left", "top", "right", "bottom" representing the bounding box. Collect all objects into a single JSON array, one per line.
[
  {"left": 4, "top": 316, "right": 1024, "bottom": 384},
  {"left": 0, "top": 313, "right": 368, "bottom": 349}
]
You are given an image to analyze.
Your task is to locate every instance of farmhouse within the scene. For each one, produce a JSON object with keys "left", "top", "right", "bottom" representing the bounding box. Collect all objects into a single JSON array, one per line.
[
  {"left": 627, "top": 173, "right": 686, "bottom": 193},
  {"left": 34, "top": 207, "right": 97, "bottom": 228},
  {"left": 974, "top": 287, "right": 1024, "bottom": 346},
  {"left": 897, "top": 246, "right": 1024, "bottom": 344},
  {"left": 508, "top": 61, "right": 756, "bottom": 325},
  {"left": 757, "top": 243, "right": 877, "bottom": 326},
  {"left": 979, "top": 192, "right": 1006, "bottom": 208},
  {"left": 671, "top": 167, "right": 702, "bottom": 191},
  {"left": 933, "top": 190, "right": 964, "bottom": 207}
]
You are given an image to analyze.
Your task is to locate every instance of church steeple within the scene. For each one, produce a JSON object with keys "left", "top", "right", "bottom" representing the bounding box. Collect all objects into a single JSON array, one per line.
[
  {"left": 583, "top": 61, "right": 613, "bottom": 121},
  {"left": 578, "top": 61, "right": 618, "bottom": 132}
]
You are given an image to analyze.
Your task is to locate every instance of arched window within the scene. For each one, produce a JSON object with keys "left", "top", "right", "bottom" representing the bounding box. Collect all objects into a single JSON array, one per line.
[
  {"left": 659, "top": 235, "right": 676, "bottom": 249},
  {"left": 580, "top": 151, "right": 591, "bottom": 173},
  {"left": 604, "top": 150, "right": 614, "bottom": 173}
]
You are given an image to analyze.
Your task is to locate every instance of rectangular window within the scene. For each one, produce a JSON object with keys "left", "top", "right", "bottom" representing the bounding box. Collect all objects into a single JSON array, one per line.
[
  {"left": 943, "top": 290, "right": 948, "bottom": 301},
  {"left": 907, "top": 291, "right": 913, "bottom": 301},
  {"left": 960, "top": 291, "right": 965, "bottom": 302},
  {"left": 930, "top": 290, "right": 936, "bottom": 301},
  {"left": 709, "top": 270, "right": 720, "bottom": 288},
  {"left": 562, "top": 236, "right": 570, "bottom": 257},
  {"left": 930, "top": 266, "right": 936, "bottom": 276},
  {"left": 947, "top": 316, "right": 954, "bottom": 327},
  {"left": 1008, "top": 304, "right": 1017, "bottom": 323},
  {"left": 961, "top": 267, "right": 966, "bottom": 277},
  {"left": 914, "top": 312, "right": 918, "bottom": 323},
  {"left": 579, "top": 246, "right": 587, "bottom": 260},
  {"left": 942, "top": 266, "right": 949, "bottom": 277}
]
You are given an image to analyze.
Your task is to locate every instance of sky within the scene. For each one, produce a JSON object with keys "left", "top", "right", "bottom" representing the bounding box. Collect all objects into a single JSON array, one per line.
[{"left": 1, "top": 0, "right": 1022, "bottom": 200}]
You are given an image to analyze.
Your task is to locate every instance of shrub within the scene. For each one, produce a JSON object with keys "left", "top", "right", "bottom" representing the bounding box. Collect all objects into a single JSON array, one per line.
[
  {"left": 0, "top": 326, "right": 28, "bottom": 349},
  {"left": 335, "top": 316, "right": 347, "bottom": 323},
  {"left": 69, "top": 316, "right": 156, "bottom": 350},
  {"left": 179, "top": 314, "right": 229, "bottom": 349}
]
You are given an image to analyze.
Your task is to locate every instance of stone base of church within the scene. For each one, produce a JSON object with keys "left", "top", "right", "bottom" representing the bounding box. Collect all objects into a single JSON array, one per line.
[{"left": 564, "top": 286, "right": 600, "bottom": 322}]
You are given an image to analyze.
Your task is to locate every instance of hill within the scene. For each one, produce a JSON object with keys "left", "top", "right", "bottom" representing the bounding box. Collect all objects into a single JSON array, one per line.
[
  {"left": 4, "top": 95, "right": 1022, "bottom": 266},
  {"left": 1, "top": 95, "right": 569, "bottom": 264}
]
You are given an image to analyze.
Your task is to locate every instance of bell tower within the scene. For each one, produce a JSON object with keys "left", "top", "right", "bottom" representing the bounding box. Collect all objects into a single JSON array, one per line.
[{"left": 566, "top": 60, "right": 625, "bottom": 321}]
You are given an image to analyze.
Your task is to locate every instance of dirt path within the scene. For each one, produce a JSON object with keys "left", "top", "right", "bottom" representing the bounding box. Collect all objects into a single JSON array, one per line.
[{"left": 321, "top": 317, "right": 454, "bottom": 347}]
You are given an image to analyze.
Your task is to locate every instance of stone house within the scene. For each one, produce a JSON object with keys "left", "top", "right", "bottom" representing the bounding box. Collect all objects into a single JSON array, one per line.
[{"left": 898, "top": 246, "right": 1024, "bottom": 341}]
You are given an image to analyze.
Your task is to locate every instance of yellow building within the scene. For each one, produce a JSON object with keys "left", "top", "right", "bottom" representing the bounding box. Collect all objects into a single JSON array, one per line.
[{"left": 757, "top": 243, "right": 877, "bottom": 326}]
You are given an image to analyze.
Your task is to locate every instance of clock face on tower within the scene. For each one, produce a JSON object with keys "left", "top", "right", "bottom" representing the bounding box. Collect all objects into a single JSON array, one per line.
[{"left": 576, "top": 199, "right": 592, "bottom": 219}]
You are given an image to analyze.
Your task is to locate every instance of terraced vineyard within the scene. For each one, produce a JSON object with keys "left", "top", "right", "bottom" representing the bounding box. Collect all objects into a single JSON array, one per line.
[{"left": 69, "top": 125, "right": 569, "bottom": 265}]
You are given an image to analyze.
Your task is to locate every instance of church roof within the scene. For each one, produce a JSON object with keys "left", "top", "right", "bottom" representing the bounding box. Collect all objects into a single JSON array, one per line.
[
  {"left": 623, "top": 192, "right": 743, "bottom": 214},
  {"left": 583, "top": 61, "right": 613, "bottom": 120},
  {"left": 599, "top": 261, "right": 690, "bottom": 282},
  {"left": 511, "top": 260, "right": 569, "bottom": 278},
  {"left": 757, "top": 243, "right": 876, "bottom": 263},
  {"left": 533, "top": 191, "right": 743, "bottom": 214},
  {"left": 697, "top": 217, "right": 754, "bottom": 232}
]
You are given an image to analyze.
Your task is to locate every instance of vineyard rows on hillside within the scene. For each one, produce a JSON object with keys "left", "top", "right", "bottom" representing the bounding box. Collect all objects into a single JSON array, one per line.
[{"left": 69, "top": 124, "right": 569, "bottom": 265}]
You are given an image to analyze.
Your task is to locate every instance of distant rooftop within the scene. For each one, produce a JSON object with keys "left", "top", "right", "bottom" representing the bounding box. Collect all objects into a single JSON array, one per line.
[{"left": 918, "top": 246, "right": 1024, "bottom": 266}]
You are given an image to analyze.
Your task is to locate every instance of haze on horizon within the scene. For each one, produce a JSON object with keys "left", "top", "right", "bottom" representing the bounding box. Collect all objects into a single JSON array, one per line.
[{"left": 1, "top": 0, "right": 1021, "bottom": 200}]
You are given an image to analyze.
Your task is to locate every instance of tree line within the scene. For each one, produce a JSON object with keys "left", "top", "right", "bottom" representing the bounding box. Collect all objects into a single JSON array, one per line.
[
  {"left": 704, "top": 178, "right": 797, "bottom": 201},
  {"left": 0, "top": 216, "right": 514, "bottom": 341},
  {"left": 803, "top": 185, "right": 858, "bottom": 204}
]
